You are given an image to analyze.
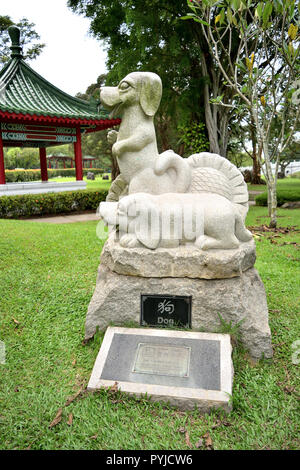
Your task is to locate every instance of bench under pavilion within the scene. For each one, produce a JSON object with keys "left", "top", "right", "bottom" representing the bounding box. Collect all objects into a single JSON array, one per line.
[{"left": 0, "top": 26, "right": 120, "bottom": 196}]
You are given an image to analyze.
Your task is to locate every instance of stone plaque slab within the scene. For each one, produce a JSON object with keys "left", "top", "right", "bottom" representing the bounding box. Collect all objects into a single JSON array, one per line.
[
  {"left": 133, "top": 343, "right": 191, "bottom": 377},
  {"left": 141, "top": 294, "right": 192, "bottom": 328},
  {"left": 87, "top": 327, "right": 233, "bottom": 413}
]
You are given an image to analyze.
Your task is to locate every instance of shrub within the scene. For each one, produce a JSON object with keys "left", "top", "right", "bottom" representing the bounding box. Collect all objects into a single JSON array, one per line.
[
  {"left": 4, "top": 168, "right": 105, "bottom": 182},
  {"left": 255, "top": 190, "right": 300, "bottom": 207},
  {"left": 0, "top": 189, "right": 108, "bottom": 219},
  {"left": 5, "top": 169, "right": 41, "bottom": 182}
]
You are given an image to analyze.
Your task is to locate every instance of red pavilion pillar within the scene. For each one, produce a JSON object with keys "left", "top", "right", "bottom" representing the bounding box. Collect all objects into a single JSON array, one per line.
[
  {"left": 74, "top": 127, "right": 83, "bottom": 180},
  {"left": 0, "top": 131, "right": 6, "bottom": 185},
  {"left": 39, "top": 148, "right": 48, "bottom": 182}
]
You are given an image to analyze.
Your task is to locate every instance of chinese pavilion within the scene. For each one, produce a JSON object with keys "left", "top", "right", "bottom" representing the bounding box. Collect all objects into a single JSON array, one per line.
[
  {"left": 47, "top": 154, "right": 74, "bottom": 169},
  {"left": 0, "top": 26, "right": 120, "bottom": 195}
]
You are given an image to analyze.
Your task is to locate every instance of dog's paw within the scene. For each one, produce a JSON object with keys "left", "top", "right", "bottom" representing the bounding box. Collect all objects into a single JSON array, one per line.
[
  {"left": 112, "top": 141, "right": 122, "bottom": 157},
  {"left": 120, "top": 233, "right": 140, "bottom": 248},
  {"left": 107, "top": 130, "right": 118, "bottom": 145}
]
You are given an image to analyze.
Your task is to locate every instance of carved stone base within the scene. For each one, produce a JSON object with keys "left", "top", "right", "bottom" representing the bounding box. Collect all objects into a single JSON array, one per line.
[
  {"left": 85, "top": 263, "right": 273, "bottom": 359},
  {"left": 101, "top": 235, "right": 256, "bottom": 279}
]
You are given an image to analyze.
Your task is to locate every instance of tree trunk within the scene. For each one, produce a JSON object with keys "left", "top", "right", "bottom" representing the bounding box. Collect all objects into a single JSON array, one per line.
[
  {"left": 250, "top": 116, "right": 262, "bottom": 184},
  {"left": 263, "top": 144, "right": 277, "bottom": 228},
  {"left": 201, "top": 57, "right": 220, "bottom": 155},
  {"left": 111, "top": 153, "right": 120, "bottom": 181},
  {"left": 268, "top": 181, "right": 277, "bottom": 228},
  {"left": 177, "top": 143, "right": 185, "bottom": 157},
  {"left": 252, "top": 154, "right": 261, "bottom": 184},
  {"left": 157, "top": 119, "right": 170, "bottom": 152},
  {"left": 218, "top": 107, "right": 230, "bottom": 157}
]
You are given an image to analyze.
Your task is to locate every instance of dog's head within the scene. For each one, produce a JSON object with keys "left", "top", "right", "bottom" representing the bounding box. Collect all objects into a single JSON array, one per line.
[
  {"left": 100, "top": 72, "right": 162, "bottom": 118},
  {"left": 117, "top": 194, "right": 161, "bottom": 249}
]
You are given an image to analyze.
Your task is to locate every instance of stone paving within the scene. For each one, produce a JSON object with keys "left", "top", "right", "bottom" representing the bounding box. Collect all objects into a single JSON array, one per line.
[{"left": 26, "top": 212, "right": 100, "bottom": 224}]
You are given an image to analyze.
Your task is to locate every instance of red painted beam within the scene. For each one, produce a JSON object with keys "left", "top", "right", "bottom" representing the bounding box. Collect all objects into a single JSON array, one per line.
[
  {"left": 0, "top": 111, "right": 121, "bottom": 129},
  {"left": 0, "top": 132, "right": 6, "bottom": 184},
  {"left": 39, "top": 148, "right": 48, "bottom": 182}
]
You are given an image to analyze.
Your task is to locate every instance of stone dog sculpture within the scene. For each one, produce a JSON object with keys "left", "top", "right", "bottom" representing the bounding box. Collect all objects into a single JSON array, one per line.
[
  {"left": 100, "top": 72, "right": 191, "bottom": 197},
  {"left": 85, "top": 72, "right": 273, "bottom": 360},
  {"left": 99, "top": 71, "right": 251, "bottom": 250},
  {"left": 100, "top": 192, "right": 252, "bottom": 250}
]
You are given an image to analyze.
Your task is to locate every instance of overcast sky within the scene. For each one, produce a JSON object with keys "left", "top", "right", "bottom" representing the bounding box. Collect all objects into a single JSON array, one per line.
[{"left": 1, "top": 0, "right": 107, "bottom": 96}]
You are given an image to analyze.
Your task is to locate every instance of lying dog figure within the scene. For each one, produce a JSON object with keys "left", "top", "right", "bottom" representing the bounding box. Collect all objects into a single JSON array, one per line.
[
  {"left": 100, "top": 72, "right": 191, "bottom": 196},
  {"left": 99, "top": 192, "right": 253, "bottom": 250}
]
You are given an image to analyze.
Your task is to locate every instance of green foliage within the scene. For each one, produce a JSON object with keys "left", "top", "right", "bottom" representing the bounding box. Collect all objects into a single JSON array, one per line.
[
  {"left": 0, "top": 188, "right": 108, "bottom": 219},
  {"left": 4, "top": 147, "right": 40, "bottom": 170},
  {"left": 81, "top": 131, "right": 113, "bottom": 169},
  {"left": 255, "top": 189, "right": 300, "bottom": 206},
  {"left": 67, "top": 0, "right": 208, "bottom": 151},
  {"left": 187, "top": 0, "right": 300, "bottom": 225},
  {"left": 227, "top": 150, "right": 252, "bottom": 168},
  {"left": 4, "top": 142, "right": 112, "bottom": 172},
  {"left": 76, "top": 76, "right": 116, "bottom": 170},
  {"left": 76, "top": 74, "right": 107, "bottom": 101},
  {"left": 0, "top": 16, "right": 45, "bottom": 64},
  {"left": 178, "top": 122, "right": 209, "bottom": 155},
  {"left": 217, "top": 314, "right": 244, "bottom": 348},
  {"left": 4, "top": 168, "right": 106, "bottom": 183}
]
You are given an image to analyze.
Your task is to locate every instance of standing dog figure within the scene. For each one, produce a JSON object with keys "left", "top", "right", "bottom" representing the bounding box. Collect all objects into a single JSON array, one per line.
[{"left": 100, "top": 72, "right": 191, "bottom": 197}]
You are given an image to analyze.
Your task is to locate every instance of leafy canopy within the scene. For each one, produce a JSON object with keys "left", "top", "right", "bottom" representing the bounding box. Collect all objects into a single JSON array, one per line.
[{"left": 0, "top": 16, "right": 45, "bottom": 64}]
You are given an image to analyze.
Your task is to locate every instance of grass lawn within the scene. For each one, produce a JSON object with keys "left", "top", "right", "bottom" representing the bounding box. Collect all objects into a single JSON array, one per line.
[
  {"left": 248, "top": 177, "right": 300, "bottom": 192},
  {"left": 50, "top": 174, "right": 300, "bottom": 194},
  {"left": 49, "top": 175, "right": 111, "bottom": 192},
  {"left": 0, "top": 206, "right": 299, "bottom": 450}
]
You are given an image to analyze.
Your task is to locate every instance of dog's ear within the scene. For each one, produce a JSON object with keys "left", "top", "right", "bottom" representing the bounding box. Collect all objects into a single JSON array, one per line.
[
  {"left": 136, "top": 233, "right": 160, "bottom": 250},
  {"left": 139, "top": 73, "right": 162, "bottom": 117},
  {"left": 135, "top": 197, "right": 161, "bottom": 249}
]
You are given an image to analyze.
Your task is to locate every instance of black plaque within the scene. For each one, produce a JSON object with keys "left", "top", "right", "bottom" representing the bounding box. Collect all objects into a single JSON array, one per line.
[{"left": 140, "top": 294, "right": 192, "bottom": 328}]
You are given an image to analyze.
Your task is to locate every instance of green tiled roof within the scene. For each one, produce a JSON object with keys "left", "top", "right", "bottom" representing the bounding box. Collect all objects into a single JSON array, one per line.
[{"left": 0, "top": 27, "right": 110, "bottom": 122}]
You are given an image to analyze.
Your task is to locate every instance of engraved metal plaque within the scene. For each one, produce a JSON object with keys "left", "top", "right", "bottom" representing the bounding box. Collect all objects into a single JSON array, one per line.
[
  {"left": 141, "top": 294, "right": 192, "bottom": 328},
  {"left": 132, "top": 343, "right": 191, "bottom": 378}
]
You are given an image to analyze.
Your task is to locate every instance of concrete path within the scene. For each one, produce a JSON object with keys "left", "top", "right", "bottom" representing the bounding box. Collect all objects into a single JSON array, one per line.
[
  {"left": 249, "top": 190, "right": 264, "bottom": 195},
  {"left": 26, "top": 212, "right": 100, "bottom": 224}
]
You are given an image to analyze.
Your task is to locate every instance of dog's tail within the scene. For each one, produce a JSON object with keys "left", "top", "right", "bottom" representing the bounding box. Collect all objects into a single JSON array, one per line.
[
  {"left": 235, "top": 211, "right": 253, "bottom": 242},
  {"left": 106, "top": 174, "right": 128, "bottom": 202},
  {"left": 187, "top": 152, "right": 249, "bottom": 221},
  {"left": 154, "top": 150, "right": 191, "bottom": 193}
]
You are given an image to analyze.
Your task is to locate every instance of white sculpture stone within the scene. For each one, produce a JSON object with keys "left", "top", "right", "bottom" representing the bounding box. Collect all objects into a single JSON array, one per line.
[
  {"left": 100, "top": 192, "right": 252, "bottom": 250},
  {"left": 99, "top": 71, "right": 250, "bottom": 250},
  {"left": 100, "top": 72, "right": 191, "bottom": 196},
  {"left": 100, "top": 232, "right": 257, "bottom": 279}
]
